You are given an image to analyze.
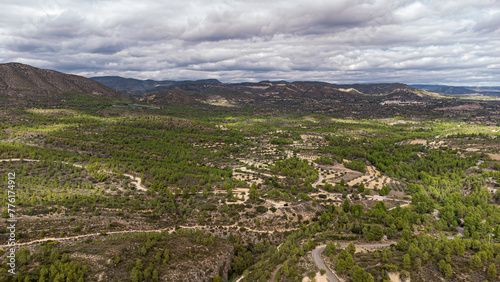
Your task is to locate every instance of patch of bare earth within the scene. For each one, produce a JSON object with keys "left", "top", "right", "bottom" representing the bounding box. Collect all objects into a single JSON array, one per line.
[
  {"left": 302, "top": 273, "right": 329, "bottom": 282},
  {"left": 348, "top": 165, "right": 398, "bottom": 189},
  {"left": 487, "top": 153, "right": 500, "bottom": 160}
]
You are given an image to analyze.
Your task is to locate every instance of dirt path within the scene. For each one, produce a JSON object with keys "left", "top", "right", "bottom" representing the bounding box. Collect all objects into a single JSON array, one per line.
[
  {"left": 123, "top": 173, "right": 147, "bottom": 191},
  {"left": 269, "top": 263, "right": 284, "bottom": 282},
  {"left": 0, "top": 158, "right": 39, "bottom": 162},
  {"left": 0, "top": 223, "right": 299, "bottom": 249},
  {"left": 312, "top": 163, "right": 324, "bottom": 188},
  {"left": 237, "top": 166, "right": 285, "bottom": 179},
  {"left": 364, "top": 195, "right": 411, "bottom": 210},
  {"left": 266, "top": 199, "right": 288, "bottom": 207},
  {"left": 0, "top": 227, "right": 177, "bottom": 249},
  {"left": 388, "top": 202, "right": 410, "bottom": 211}
]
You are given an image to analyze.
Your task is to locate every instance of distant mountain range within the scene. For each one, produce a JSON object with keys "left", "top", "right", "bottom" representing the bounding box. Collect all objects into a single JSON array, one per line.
[
  {"left": 90, "top": 76, "right": 221, "bottom": 93},
  {"left": 410, "top": 84, "right": 500, "bottom": 96},
  {"left": 1, "top": 63, "right": 498, "bottom": 102},
  {"left": 91, "top": 76, "right": 500, "bottom": 97},
  {"left": 92, "top": 75, "right": 416, "bottom": 95},
  {"left": 1, "top": 62, "right": 498, "bottom": 117},
  {"left": 133, "top": 79, "right": 447, "bottom": 118}
]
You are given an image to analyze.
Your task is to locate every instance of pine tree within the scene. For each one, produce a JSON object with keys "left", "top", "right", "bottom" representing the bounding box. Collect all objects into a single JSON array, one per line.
[
  {"left": 415, "top": 258, "right": 421, "bottom": 268},
  {"left": 135, "top": 259, "right": 143, "bottom": 270},
  {"left": 402, "top": 254, "right": 411, "bottom": 270},
  {"left": 469, "top": 254, "right": 482, "bottom": 269},
  {"left": 487, "top": 263, "right": 497, "bottom": 280},
  {"left": 345, "top": 254, "right": 355, "bottom": 270},
  {"left": 350, "top": 265, "right": 374, "bottom": 282},
  {"left": 282, "top": 262, "right": 289, "bottom": 276},
  {"left": 347, "top": 242, "right": 356, "bottom": 255},
  {"left": 163, "top": 249, "right": 170, "bottom": 263},
  {"left": 382, "top": 248, "right": 389, "bottom": 263},
  {"left": 444, "top": 263, "right": 453, "bottom": 279},
  {"left": 130, "top": 267, "right": 141, "bottom": 282},
  {"left": 358, "top": 182, "right": 365, "bottom": 193},
  {"left": 152, "top": 269, "right": 159, "bottom": 282}
]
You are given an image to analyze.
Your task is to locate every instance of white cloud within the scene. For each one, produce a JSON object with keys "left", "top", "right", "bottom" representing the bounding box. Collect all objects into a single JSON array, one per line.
[{"left": 0, "top": 0, "right": 499, "bottom": 85}]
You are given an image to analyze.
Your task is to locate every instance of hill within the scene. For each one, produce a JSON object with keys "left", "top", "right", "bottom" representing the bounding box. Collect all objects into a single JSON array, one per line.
[
  {"left": 333, "top": 83, "right": 412, "bottom": 95},
  {"left": 91, "top": 76, "right": 221, "bottom": 93},
  {"left": 90, "top": 76, "right": 176, "bottom": 92},
  {"left": 91, "top": 75, "right": 413, "bottom": 98},
  {"left": 411, "top": 84, "right": 500, "bottom": 97},
  {"left": 139, "top": 87, "right": 200, "bottom": 106},
  {"left": 135, "top": 79, "right": 447, "bottom": 117},
  {"left": 430, "top": 86, "right": 476, "bottom": 95},
  {"left": 409, "top": 84, "right": 447, "bottom": 90},
  {"left": 0, "top": 63, "right": 121, "bottom": 99}
]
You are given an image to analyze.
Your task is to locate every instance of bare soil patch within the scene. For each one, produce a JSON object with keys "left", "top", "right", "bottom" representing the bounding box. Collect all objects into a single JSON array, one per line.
[{"left": 487, "top": 153, "right": 500, "bottom": 160}]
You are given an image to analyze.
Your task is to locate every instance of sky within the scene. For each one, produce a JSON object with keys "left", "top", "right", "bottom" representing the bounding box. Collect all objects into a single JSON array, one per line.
[{"left": 1, "top": 0, "right": 499, "bottom": 85}]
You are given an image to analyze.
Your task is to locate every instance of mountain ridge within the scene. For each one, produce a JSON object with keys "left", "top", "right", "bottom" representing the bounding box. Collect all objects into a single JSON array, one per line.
[
  {"left": 0, "top": 62, "right": 121, "bottom": 99},
  {"left": 410, "top": 84, "right": 500, "bottom": 97},
  {"left": 92, "top": 75, "right": 417, "bottom": 96},
  {"left": 91, "top": 76, "right": 222, "bottom": 93}
]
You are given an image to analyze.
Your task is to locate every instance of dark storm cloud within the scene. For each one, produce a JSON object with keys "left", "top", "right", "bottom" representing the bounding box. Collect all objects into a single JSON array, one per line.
[{"left": 0, "top": 0, "right": 499, "bottom": 85}]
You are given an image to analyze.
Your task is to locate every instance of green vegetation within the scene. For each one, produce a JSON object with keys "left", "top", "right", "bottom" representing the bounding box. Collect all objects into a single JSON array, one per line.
[
  {"left": 270, "top": 157, "right": 318, "bottom": 184},
  {"left": 1, "top": 91, "right": 500, "bottom": 282}
]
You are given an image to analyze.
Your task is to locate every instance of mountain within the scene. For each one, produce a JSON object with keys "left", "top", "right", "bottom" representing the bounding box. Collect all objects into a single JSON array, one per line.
[
  {"left": 91, "top": 76, "right": 221, "bottom": 93},
  {"left": 132, "top": 79, "right": 448, "bottom": 118},
  {"left": 139, "top": 87, "right": 200, "bottom": 106},
  {"left": 89, "top": 74, "right": 422, "bottom": 98},
  {"left": 0, "top": 63, "right": 121, "bottom": 99},
  {"left": 430, "top": 86, "right": 476, "bottom": 95},
  {"left": 332, "top": 83, "right": 412, "bottom": 95},
  {"left": 411, "top": 84, "right": 500, "bottom": 97},
  {"left": 90, "top": 76, "right": 176, "bottom": 92},
  {"left": 409, "top": 84, "right": 448, "bottom": 90},
  {"left": 466, "top": 86, "right": 500, "bottom": 97}
]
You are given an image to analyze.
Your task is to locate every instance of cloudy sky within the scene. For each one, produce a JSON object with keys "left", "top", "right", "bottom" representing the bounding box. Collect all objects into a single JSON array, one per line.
[{"left": 1, "top": 0, "right": 499, "bottom": 85}]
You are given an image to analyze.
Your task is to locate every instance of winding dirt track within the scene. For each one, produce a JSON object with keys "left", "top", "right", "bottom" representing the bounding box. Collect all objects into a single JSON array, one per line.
[
  {"left": 0, "top": 223, "right": 296, "bottom": 249},
  {"left": 312, "top": 166, "right": 324, "bottom": 188},
  {"left": 122, "top": 173, "right": 147, "bottom": 191},
  {"left": 0, "top": 227, "right": 176, "bottom": 249}
]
